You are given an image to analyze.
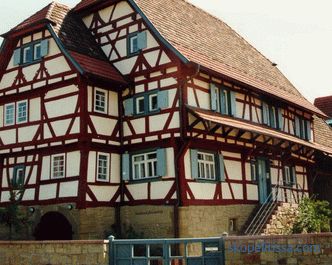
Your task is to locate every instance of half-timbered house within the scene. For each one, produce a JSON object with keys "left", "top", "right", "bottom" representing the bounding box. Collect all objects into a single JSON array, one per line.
[{"left": 0, "top": 0, "right": 331, "bottom": 240}]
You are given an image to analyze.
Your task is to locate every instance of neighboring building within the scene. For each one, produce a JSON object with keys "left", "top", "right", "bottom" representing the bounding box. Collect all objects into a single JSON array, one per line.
[
  {"left": 0, "top": 0, "right": 331, "bottom": 240},
  {"left": 313, "top": 96, "right": 332, "bottom": 212},
  {"left": 314, "top": 96, "right": 332, "bottom": 126}
]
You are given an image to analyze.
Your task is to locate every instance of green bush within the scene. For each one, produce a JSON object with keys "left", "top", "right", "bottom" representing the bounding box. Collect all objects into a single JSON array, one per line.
[{"left": 293, "top": 197, "right": 331, "bottom": 234}]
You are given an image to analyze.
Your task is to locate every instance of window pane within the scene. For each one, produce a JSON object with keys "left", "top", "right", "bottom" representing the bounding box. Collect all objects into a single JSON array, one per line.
[
  {"left": 130, "top": 35, "right": 138, "bottom": 54},
  {"left": 53, "top": 155, "right": 65, "bottom": 178},
  {"left": 97, "top": 154, "right": 108, "bottom": 180},
  {"left": 136, "top": 97, "right": 145, "bottom": 114},
  {"left": 197, "top": 152, "right": 216, "bottom": 180},
  {"left": 34, "top": 43, "right": 42, "bottom": 60},
  {"left": 17, "top": 101, "right": 27, "bottom": 123},
  {"left": 23, "top": 46, "right": 31, "bottom": 63},
  {"left": 149, "top": 94, "right": 158, "bottom": 111},
  {"left": 95, "top": 90, "right": 106, "bottom": 112},
  {"left": 5, "top": 104, "right": 15, "bottom": 125}
]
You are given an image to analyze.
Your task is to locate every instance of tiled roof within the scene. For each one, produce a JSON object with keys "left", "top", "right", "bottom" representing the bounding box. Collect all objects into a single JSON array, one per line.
[
  {"left": 6, "top": 2, "right": 70, "bottom": 35},
  {"left": 313, "top": 116, "right": 332, "bottom": 149},
  {"left": 75, "top": 0, "right": 325, "bottom": 117},
  {"left": 188, "top": 105, "right": 332, "bottom": 155},
  {"left": 314, "top": 96, "right": 332, "bottom": 118},
  {"left": 3, "top": 2, "right": 125, "bottom": 83}
]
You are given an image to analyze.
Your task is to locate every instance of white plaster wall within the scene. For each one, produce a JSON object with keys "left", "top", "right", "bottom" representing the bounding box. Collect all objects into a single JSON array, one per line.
[
  {"left": 39, "top": 184, "right": 57, "bottom": 200},
  {"left": 247, "top": 184, "right": 259, "bottom": 200},
  {"left": 91, "top": 116, "right": 117, "bottom": 136},
  {"left": 59, "top": 181, "right": 79, "bottom": 197},
  {"left": 225, "top": 160, "right": 242, "bottom": 180},
  {"left": 150, "top": 181, "right": 174, "bottom": 200},
  {"left": 66, "top": 151, "right": 80, "bottom": 177},
  {"left": 127, "top": 183, "right": 148, "bottom": 200},
  {"left": 111, "top": 153, "right": 121, "bottom": 183},
  {"left": 89, "top": 185, "right": 119, "bottom": 202},
  {"left": 45, "top": 95, "right": 78, "bottom": 118},
  {"left": 87, "top": 151, "right": 96, "bottom": 183},
  {"left": 189, "top": 182, "right": 215, "bottom": 200}
]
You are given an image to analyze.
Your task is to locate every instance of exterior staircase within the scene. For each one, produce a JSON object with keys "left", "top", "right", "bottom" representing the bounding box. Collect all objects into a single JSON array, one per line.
[{"left": 243, "top": 185, "right": 303, "bottom": 236}]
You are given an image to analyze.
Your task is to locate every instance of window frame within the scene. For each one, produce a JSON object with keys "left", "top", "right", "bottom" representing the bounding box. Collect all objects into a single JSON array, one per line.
[
  {"left": 129, "top": 34, "right": 139, "bottom": 55},
  {"left": 16, "top": 100, "right": 28, "bottom": 124},
  {"left": 22, "top": 46, "right": 32, "bottom": 64},
  {"left": 12, "top": 165, "right": 25, "bottom": 188},
  {"left": 33, "top": 42, "right": 42, "bottom": 61},
  {"left": 94, "top": 88, "right": 108, "bottom": 114},
  {"left": 97, "top": 153, "right": 110, "bottom": 182},
  {"left": 131, "top": 151, "right": 158, "bottom": 181},
  {"left": 135, "top": 96, "right": 145, "bottom": 115},
  {"left": 197, "top": 151, "right": 217, "bottom": 181},
  {"left": 51, "top": 154, "right": 66, "bottom": 179},
  {"left": 4, "top": 103, "right": 15, "bottom": 126},
  {"left": 283, "top": 165, "right": 296, "bottom": 187},
  {"left": 149, "top": 93, "right": 158, "bottom": 112}
]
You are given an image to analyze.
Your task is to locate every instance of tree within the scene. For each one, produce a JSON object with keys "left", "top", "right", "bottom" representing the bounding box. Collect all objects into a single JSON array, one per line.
[
  {"left": 292, "top": 197, "right": 332, "bottom": 234},
  {"left": 0, "top": 186, "right": 29, "bottom": 240}
]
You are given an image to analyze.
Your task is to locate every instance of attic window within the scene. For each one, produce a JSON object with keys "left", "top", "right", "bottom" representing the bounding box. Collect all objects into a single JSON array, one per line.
[
  {"left": 13, "top": 39, "right": 49, "bottom": 66},
  {"left": 127, "top": 31, "right": 147, "bottom": 56}
]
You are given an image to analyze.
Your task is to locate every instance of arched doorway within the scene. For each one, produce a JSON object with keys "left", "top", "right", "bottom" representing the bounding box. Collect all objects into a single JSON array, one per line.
[{"left": 34, "top": 212, "right": 73, "bottom": 240}]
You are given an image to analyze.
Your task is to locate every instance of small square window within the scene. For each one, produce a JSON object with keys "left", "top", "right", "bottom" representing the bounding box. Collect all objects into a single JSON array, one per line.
[
  {"left": 129, "top": 35, "right": 139, "bottom": 55},
  {"left": 5, "top": 103, "right": 15, "bottom": 126},
  {"left": 149, "top": 94, "right": 158, "bottom": 112},
  {"left": 34, "top": 43, "right": 42, "bottom": 60},
  {"left": 22, "top": 46, "right": 32, "bottom": 64},
  {"left": 16, "top": 101, "right": 28, "bottom": 123},
  {"left": 95, "top": 89, "right": 107, "bottom": 113},
  {"left": 52, "top": 154, "right": 65, "bottom": 179},
  {"left": 12, "top": 165, "right": 25, "bottom": 187},
  {"left": 97, "top": 154, "right": 109, "bottom": 181},
  {"left": 136, "top": 96, "right": 145, "bottom": 114}
]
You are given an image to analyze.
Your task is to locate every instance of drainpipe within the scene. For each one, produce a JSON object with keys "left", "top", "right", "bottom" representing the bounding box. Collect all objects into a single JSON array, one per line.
[{"left": 173, "top": 63, "right": 200, "bottom": 238}]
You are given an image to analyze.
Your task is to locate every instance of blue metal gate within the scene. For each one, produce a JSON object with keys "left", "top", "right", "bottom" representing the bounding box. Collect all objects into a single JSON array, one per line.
[{"left": 109, "top": 236, "right": 225, "bottom": 265}]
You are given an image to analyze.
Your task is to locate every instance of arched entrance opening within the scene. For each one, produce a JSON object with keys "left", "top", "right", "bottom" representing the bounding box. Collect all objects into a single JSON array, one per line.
[{"left": 34, "top": 212, "right": 73, "bottom": 240}]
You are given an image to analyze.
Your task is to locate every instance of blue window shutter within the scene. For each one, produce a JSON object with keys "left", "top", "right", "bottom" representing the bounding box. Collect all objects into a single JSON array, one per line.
[
  {"left": 270, "top": 107, "right": 276, "bottom": 128},
  {"left": 220, "top": 89, "right": 227, "bottom": 114},
  {"left": 157, "top": 148, "right": 167, "bottom": 176},
  {"left": 218, "top": 152, "right": 225, "bottom": 182},
  {"left": 230, "top": 91, "right": 237, "bottom": 117},
  {"left": 124, "top": 98, "right": 133, "bottom": 116},
  {"left": 294, "top": 116, "right": 301, "bottom": 137},
  {"left": 137, "top": 31, "right": 147, "bottom": 50},
  {"left": 262, "top": 102, "right": 269, "bottom": 125},
  {"left": 305, "top": 120, "right": 311, "bottom": 140},
  {"left": 13, "top": 49, "right": 21, "bottom": 65},
  {"left": 157, "top": 90, "right": 169, "bottom": 109},
  {"left": 190, "top": 149, "right": 198, "bottom": 179},
  {"left": 122, "top": 154, "right": 130, "bottom": 181},
  {"left": 210, "top": 83, "right": 217, "bottom": 111},
  {"left": 277, "top": 108, "right": 283, "bottom": 130},
  {"left": 40, "top": 40, "right": 49, "bottom": 57}
]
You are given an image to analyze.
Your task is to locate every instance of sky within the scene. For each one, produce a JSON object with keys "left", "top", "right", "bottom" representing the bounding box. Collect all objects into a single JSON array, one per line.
[{"left": 1, "top": 0, "right": 331, "bottom": 102}]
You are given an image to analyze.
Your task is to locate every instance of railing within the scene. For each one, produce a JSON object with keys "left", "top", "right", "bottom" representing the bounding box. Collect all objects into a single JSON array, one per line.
[{"left": 244, "top": 183, "right": 307, "bottom": 235}]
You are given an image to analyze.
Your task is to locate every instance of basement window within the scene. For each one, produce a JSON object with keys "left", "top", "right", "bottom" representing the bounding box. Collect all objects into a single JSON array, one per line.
[{"left": 229, "top": 218, "right": 237, "bottom": 232}]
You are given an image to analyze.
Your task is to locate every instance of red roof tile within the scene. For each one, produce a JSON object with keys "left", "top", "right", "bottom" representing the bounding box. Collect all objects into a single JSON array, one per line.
[
  {"left": 187, "top": 105, "right": 332, "bottom": 155},
  {"left": 70, "top": 51, "right": 126, "bottom": 84},
  {"left": 314, "top": 96, "right": 332, "bottom": 118},
  {"left": 313, "top": 115, "right": 332, "bottom": 149}
]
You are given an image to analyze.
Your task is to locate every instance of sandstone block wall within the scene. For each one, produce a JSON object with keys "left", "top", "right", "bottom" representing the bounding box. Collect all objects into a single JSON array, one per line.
[
  {"left": 120, "top": 205, "right": 174, "bottom": 238},
  {"left": 178, "top": 204, "right": 256, "bottom": 238}
]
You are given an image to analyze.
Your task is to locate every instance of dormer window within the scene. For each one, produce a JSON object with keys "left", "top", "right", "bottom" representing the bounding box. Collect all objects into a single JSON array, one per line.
[
  {"left": 127, "top": 31, "right": 147, "bottom": 56},
  {"left": 13, "top": 39, "right": 49, "bottom": 66},
  {"left": 210, "top": 83, "right": 237, "bottom": 117},
  {"left": 262, "top": 102, "right": 283, "bottom": 130}
]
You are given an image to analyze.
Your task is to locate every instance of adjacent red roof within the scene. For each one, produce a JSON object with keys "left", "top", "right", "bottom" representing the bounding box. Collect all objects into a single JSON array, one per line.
[
  {"left": 75, "top": 0, "right": 325, "bottom": 117},
  {"left": 314, "top": 96, "right": 332, "bottom": 118},
  {"left": 187, "top": 105, "right": 332, "bottom": 155}
]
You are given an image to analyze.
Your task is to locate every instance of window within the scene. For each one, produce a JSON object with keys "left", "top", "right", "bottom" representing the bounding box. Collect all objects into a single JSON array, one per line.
[
  {"left": 12, "top": 165, "right": 25, "bottom": 187},
  {"left": 4, "top": 101, "right": 28, "bottom": 126},
  {"left": 5, "top": 103, "right": 15, "bottom": 125},
  {"left": 250, "top": 160, "right": 257, "bottom": 182},
  {"left": 122, "top": 149, "right": 167, "bottom": 181},
  {"left": 127, "top": 31, "right": 147, "bottom": 56},
  {"left": 124, "top": 90, "right": 169, "bottom": 116},
  {"left": 190, "top": 149, "right": 225, "bottom": 182},
  {"left": 132, "top": 152, "right": 158, "bottom": 180},
  {"left": 16, "top": 101, "right": 28, "bottom": 123},
  {"left": 34, "top": 43, "right": 42, "bottom": 60},
  {"left": 283, "top": 166, "right": 296, "bottom": 186},
  {"left": 52, "top": 154, "right": 65, "bottom": 178},
  {"left": 210, "top": 84, "right": 236, "bottom": 117},
  {"left": 97, "top": 153, "right": 109, "bottom": 181},
  {"left": 135, "top": 96, "right": 145, "bottom": 115},
  {"left": 294, "top": 116, "right": 311, "bottom": 140},
  {"left": 13, "top": 39, "right": 49, "bottom": 66},
  {"left": 197, "top": 152, "right": 216, "bottom": 180},
  {"left": 94, "top": 88, "right": 107, "bottom": 113},
  {"left": 149, "top": 94, "right": 158, "bottom": 112},
  {"left": 229, "top": 218, "right": 237, "bottom": 232},
  {"left": 262, "top": 102, "right": 283, "bottom": 130}
]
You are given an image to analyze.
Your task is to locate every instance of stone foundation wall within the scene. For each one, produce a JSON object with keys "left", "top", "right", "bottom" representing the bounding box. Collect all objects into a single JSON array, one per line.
[
  {"left": 1, "top": 233, "right": 332, "bottom": 265},
  {"left": 178, "top": 204, "right": 256, "bottom": 237},
  {"left": 120, "top": 205, "right": 174, "bottom": 238}
]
